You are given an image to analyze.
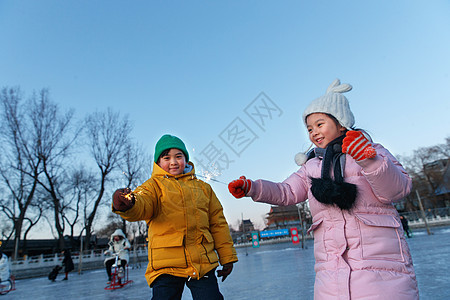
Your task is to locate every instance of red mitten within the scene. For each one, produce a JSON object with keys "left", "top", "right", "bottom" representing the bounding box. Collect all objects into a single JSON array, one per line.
[
  {"left": 113, "top": 188, "right": 135, "bottom": 212},
  {"left": 342, "top": 131, "right": 377, "bottom": 161},
  {"left": 228, "top": 176, "right": 252, "bottom": 198}
]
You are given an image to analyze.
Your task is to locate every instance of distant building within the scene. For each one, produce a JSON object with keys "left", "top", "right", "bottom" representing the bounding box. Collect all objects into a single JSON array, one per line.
[
  {"left": 240, "top": 219, "right": 255, "bottom": 233},
  {"left": 433, "top": 159, "right": 450, "bottom": 207},
  {"left": 230, "top": 219, "right": 255, "bottom": 244},
  {"left": 1, "top": 239, "right": 60, "bottom": 257},
  {"left": 265, "top": 205, "right": 301, "bottom": 230},
  {"left": 412, "top": 158, "right": 450, "bottom": 209}
]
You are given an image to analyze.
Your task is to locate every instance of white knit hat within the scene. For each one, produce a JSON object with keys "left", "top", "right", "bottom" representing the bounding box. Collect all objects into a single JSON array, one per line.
[
  {"left": 302, "top": 79, "right": 354, "bottom": 129},
  {"left": 295, "top": 79, "right": 354, "bottom": 166}
]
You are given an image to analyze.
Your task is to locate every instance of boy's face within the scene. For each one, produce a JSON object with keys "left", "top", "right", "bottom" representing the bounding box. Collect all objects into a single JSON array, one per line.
[
  {"left": 158, "top": 148, "right": 186, "bottom": 175},
  {"left": 306, "top": 113, "right": 346, "bottom": 148}
]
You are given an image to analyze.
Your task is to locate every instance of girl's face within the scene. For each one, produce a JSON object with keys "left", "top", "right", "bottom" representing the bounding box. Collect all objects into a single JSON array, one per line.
[
  {"left": 157, "top": 148, "right": 186, "bottom": 175},
  {"left": 113, "top": 236, "right": 122, "bottom": 242},
  {"left": 306, "top": 113, "right": 346, "bottom": 148}
]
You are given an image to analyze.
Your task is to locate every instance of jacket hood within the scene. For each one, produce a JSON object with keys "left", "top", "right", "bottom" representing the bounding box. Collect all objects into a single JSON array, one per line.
[
  {"left": 111, "top": 228, "right": 126, "bottom": 239},
  {"left": 151, "top": 161, "right": 196, "bottom": 179}
]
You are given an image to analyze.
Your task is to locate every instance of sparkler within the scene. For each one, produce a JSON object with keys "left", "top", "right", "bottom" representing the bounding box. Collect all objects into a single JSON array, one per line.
[
  {"left": 123, "top": 192, "right": 134, "bottom": 201},
  {"left": 121, "top": 188, "right": 142, "bottom": 201},
  {"left": 196, "top": 174, "right": 228, "bottom": 185},
  {"left": 196, "top": 165, "right": 228, "bottom": 185}
]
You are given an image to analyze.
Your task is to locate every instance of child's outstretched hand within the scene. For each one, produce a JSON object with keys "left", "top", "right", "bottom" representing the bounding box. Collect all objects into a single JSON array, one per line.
[
  {"left": 342, "top": 131, "right": 377, "bottom": 161},
  {"left": 228, "top": 176, "right": 252, "bottom": 198},
  {"left": 113, "top": 188, "right": 135, "bottom": 211},
  {"left": 217, "top": 263, "right": 234, "bottom": 282}
]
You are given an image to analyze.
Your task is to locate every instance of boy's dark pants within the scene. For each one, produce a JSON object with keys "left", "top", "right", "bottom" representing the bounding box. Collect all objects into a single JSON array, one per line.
[{"left": 151, "top": 268, "right": 223, "bottom": 300}]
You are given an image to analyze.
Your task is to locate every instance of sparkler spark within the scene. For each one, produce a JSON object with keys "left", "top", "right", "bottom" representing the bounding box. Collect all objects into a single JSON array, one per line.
[
  {"left": 122, "top": 189, "right": 142, "bottom": 202},
  {"left": 123, "top": 192, "right": 134, "bottom": 201},
  {"left": 196, "top": 174, "right": 228, "bottom": 185},
  {"left": 196, "top": 165, "right": 227, "bottom": 185}
]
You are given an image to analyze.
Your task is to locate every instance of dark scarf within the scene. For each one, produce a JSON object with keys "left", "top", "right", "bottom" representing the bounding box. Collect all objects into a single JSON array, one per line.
[{"left": 310, "top": 135, "right": 357, "bottom": 210}]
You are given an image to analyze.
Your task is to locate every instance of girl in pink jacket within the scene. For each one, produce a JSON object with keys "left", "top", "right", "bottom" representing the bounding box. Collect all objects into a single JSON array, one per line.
[{"left": 228, "top": 79, "right": 419, "bottom": 300}]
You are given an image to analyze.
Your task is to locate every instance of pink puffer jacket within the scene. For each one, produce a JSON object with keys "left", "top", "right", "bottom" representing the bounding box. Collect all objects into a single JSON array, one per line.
[{"left": 248, "top": 144, "right": 419, "bottom": 300}]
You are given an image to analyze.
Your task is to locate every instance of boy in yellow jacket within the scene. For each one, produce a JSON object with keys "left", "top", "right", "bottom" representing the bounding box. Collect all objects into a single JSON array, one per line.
[{"left": 112, "top": 134, "right": 238, "bottom": 300}]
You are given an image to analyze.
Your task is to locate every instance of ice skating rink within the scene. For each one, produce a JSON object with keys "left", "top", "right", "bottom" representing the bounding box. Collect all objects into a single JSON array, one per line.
[{"left": 5, "top": 226, "right": 449, "bottom": 299}]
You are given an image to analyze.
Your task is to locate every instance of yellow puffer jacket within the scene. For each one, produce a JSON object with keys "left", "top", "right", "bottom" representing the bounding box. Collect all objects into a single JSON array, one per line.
[{"left": 113, "top": 162, "right": 238, "bottom": 286}]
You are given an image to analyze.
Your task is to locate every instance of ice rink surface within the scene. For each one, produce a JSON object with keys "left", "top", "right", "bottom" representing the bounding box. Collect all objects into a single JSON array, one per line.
[{"left": 4, "top": 226, "right": 449, "bottom": 299}]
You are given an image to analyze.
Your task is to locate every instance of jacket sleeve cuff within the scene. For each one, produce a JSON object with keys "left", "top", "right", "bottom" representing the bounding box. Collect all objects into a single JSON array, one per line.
[
  {"left": 247, "top": 180, "right": 255, "bottom": 197},
  {"left": 111, "top": 199, "right": 138, "bottom": 216}
]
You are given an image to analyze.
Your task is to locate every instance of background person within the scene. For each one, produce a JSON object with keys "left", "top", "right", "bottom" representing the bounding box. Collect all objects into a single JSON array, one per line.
[
  {"left": 104, "top": 228, "right": 131, "bottom": 283},
  {"left": 400, "top": 215, "right": 412, "bottom": 238},
  {"left": 61, "top": 248, "right": 74, "bottom": 281},
  {"left": 0, "top": 242, "right": 10, "bottom": 283}
]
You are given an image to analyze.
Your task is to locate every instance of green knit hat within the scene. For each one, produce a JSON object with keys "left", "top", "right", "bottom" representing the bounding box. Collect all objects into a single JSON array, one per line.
[{"left": 154, "top": 134, "right": 189, "bottom": 163}]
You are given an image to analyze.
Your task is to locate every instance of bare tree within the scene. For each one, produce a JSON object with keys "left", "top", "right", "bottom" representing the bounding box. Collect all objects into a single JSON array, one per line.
[
  {"left": 119, "top": 141, "right": 152, "bottom": 235},
  {"left": 0, "top": 221, "right": 13, "bottom": 241},
  {"left": 95, "top": 214, "right": 124, "bottom": 238},
  {"left": 21, "top": 203, "right": 44, "bottom": 255},
  {"left": 400, "top": 143, "right": 449, "bottom": 209},
  {"left": 83, "top": 108, "right": 131, "bottom": 249},
  {"left": 127, "top": 220, "right": 148, "bottom": 244},
  {"left": 26, "top": 89, "right": 79, "bottom": 250},
  {"left": 0, "top": 87, "right": 41, "bottom": 259},
  {"left": 435, "top": 137, "right": 450, "bottom": 159},
  {"left": 62, "top": 167, "right": 96, "bottom": 246}
]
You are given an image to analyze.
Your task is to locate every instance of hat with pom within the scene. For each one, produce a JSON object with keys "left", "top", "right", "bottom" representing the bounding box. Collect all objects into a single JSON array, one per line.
[
  {"left": 302, "top": 79, "right": 354, "bottom": 129},
  {"left": 294, "top": 79, "right": 354, "bottom": 166}
]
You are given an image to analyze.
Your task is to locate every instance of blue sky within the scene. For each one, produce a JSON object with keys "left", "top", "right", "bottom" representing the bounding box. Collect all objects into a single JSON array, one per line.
[{"left": 1, "top": 1, "right": 450, "bottom": 236}]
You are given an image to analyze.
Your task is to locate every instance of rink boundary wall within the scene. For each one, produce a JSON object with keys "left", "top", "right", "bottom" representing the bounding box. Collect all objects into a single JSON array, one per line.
[{"left": 11, "top": 248, "right": 149, "bottom": 279}]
